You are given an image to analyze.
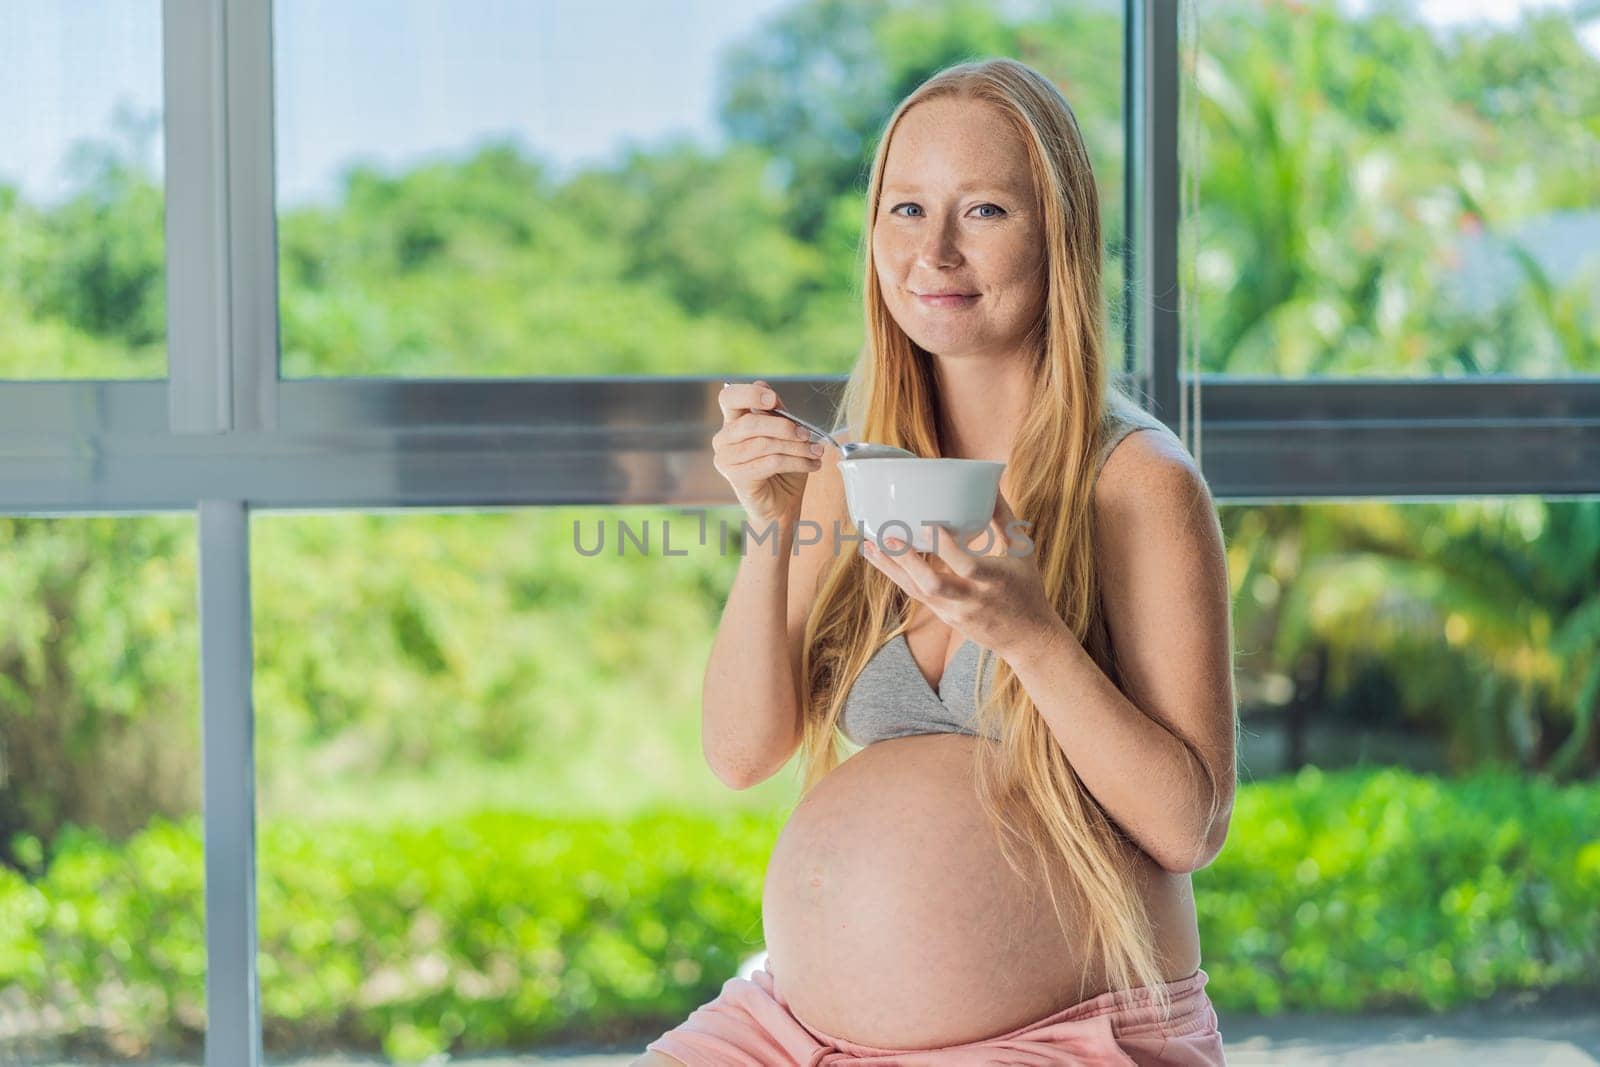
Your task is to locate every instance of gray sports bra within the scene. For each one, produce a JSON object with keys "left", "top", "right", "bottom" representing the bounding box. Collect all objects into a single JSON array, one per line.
[{"left": 838, "top": 401, "right": 1174, "bottom": 747}]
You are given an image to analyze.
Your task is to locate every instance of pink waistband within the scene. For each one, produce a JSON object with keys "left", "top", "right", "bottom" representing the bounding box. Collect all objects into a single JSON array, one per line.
[{"left": 772, "top": 965, "right": 1219, "bottom": 1060}]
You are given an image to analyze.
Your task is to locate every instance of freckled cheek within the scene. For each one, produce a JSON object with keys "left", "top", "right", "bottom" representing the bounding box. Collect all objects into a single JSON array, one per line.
[
  {"left": 992, "top": 254, "right": 1047, "bottom": 307},
  {"left": 871, "top": 245, "right": 898, "bottom": 287},
  {"left": 872, "top": 234, "right": 912, "bottom": 278}
]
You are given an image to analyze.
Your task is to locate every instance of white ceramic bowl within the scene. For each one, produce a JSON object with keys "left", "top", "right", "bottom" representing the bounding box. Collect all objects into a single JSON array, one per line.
[{"left": 837, "top": 457, "right": 1005, "bottom": 553}]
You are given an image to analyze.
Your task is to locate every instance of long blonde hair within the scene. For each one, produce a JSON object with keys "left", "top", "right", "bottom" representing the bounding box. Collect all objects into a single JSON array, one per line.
[{"left": 795, "top": 57, "right": 1225, "bottom": 1022}]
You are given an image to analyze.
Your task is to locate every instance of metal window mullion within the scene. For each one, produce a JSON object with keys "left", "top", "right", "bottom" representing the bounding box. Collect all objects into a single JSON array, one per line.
[
  {"left": 1125, "top": 0, "right": 1181, "bottom": 429},
  {"left": 164, "top": 0, "right": 233, "bottom": 434},
  {"left": 4, "top": 378, "right": 1600, "bottom": 508},
  {"left": 224, "top": 0, "right": 280, "bottom": 432},
  {"left": 164, "top": 1, "right": 275, "bottom": 1064},
  {"left": 198, "top": 500, "right": 262, "bottom": 1067}
]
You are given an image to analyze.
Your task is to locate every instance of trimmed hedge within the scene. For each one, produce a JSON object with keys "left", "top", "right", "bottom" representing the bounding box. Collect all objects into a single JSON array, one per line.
[
  {"left": 2, "top": 766, "right": 1596, "bottom": 1060},
  {"left": 1196, "top": 766, "right": 1598, "bottom": 1013}
]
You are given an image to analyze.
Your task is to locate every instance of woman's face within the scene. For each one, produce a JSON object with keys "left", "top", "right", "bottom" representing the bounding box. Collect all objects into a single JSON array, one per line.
[{"left": 872, "top": 96, "right": 1047, "bottom": 365}]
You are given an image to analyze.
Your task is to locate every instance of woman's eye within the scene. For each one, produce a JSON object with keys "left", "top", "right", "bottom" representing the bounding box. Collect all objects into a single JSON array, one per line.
[{"left": 889, "top": 203, "right": 1005, "bottom": 219}]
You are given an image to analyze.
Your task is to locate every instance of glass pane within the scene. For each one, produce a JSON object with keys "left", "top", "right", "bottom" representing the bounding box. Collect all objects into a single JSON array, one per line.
[
  {"left": 0, "top": 4, "right": 167, "bottom": 381},
  {"left": 0, "top": 516, "right": 201, "bottom": 1060},
  {"left": 1221, "top": 496, "right": 1598, "bottom": 778},
  {"left": 1192, "top": 0, "right": 1600, "bottom": 377},
  {"left": 251, "top": 506, "right": 784, "bottom": 1058},
  {"left": 273, "top": 1, "right": 1124, "bottom": 378},
  {"left": 1212, "top": 495, "right": 1599, "bottom": 1024},
  {"left": 246, "top": 494, "right": 1599, "bottom": 1058}
]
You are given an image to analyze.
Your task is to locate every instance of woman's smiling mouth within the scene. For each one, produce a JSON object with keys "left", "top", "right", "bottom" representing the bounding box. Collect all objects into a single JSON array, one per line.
[{"left": 915, "top": 291, "right": 980, "bottom": 308}]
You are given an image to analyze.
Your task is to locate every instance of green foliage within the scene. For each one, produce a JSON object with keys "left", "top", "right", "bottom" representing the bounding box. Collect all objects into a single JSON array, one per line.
[
  {"left": 1, "top": 768, "right": 1594, "bottom": 1058},
  {"left": 1, "top": 807, "right": 771, "bottom": 1059},
  {"left": 0, "top": 0, "right": 1592, "bottom": 382},
  {"left": 19, "top": 165, "right": 166, "bottom": 351},
  {"left": 1191, "top": 1, "right": 1600, "bottom": 375},
  {"left": 248, "top": 508, "right": 739, "bottom": 780},
  {"left": 1224, "top": 498, "right": 1600, "bottom": 780},
  {"left": 0, "top": 517, "right": 199, "bottom": 862},
  {"left": 0, "top": 286, "right": 163, "bottom": 378},
  {"left": 561, "top": 142, "right": 830, "bottom": 333},
  {"left": 717, "top": 0, "right": 899, "bottom": 242},
  {"left": 1197, "top": 765, "right": 1600, "bottom": 1014},
  {"left": 0, "top": 506, "right": 766, "bottom": 870}
]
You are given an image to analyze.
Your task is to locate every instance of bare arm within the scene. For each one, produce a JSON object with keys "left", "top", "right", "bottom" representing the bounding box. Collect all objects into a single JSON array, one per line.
[
  {"left": 702, "top": 430, "right": 848, "bottom": 790},
  {"left": 1009, "top": 431, "right": 1237, "bottom": 873}
]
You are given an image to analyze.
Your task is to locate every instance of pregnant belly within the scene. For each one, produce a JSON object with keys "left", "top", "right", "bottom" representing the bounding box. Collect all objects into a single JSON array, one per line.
[{"left": 761, "top": 732, "right": 1174, "bottom": 1050}]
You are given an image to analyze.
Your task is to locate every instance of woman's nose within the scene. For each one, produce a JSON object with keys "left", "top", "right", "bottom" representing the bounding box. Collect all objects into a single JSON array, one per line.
[{"left": 915, "top": 219, "right": 963, "bottom": 269}]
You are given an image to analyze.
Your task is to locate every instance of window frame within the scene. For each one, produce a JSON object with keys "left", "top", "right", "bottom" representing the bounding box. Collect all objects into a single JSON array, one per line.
[
  {"left": 0, "top": 2, "right": 1596, "bottom": 1064},
  {"left": 0, "top": 2, "right": 1591, "bottom": 513}
]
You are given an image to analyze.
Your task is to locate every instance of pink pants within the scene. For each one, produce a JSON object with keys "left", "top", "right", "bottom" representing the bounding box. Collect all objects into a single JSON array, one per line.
[{"left": 645, "top": 965, "right": 1226, "bottom": 1065}]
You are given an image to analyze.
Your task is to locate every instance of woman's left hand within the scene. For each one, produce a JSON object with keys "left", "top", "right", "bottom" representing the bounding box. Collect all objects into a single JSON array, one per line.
[{"left": 861, "top": 489, "right": 1064, "bottom": 662}]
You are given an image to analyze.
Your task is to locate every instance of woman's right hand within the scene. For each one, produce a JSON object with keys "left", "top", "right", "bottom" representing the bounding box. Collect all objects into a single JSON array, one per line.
[{"left": 714, "top": 379, "right": 826, "bottom": 529}]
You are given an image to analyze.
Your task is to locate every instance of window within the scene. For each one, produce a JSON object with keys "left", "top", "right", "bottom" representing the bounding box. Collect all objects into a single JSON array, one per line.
[
  {"left": 0, "top": 4, "right": 165, "bottom": 381},
  {"left": 272, "top": 1, "right": 1125, "bottom": 379},
  {"left": 1, "top": 2, "right": 1594, "bottom": 1063},
  {"left": 1191, "top": 1, "right": 1600, "bottom": 378},
  {"left": 249, "top": 506, "right": 786, "bottom": 1055},
  {"left": 1221, "top": 497, "right": 1583, "bottom": 778},
  {"left": 0, "top": 516, "right": 200, "bottom": 1058}
]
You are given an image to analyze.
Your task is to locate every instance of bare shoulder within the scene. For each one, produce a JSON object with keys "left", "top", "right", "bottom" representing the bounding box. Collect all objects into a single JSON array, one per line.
[
  {"left": 1092, "top": 423, "right": 1221, "bottom": 606},
  {"left": 1090, "top": 421, "right": 1230, "bottom": 699},
  {"left": 1093, "top": 422, "right": 1204, "bottom": 515}
]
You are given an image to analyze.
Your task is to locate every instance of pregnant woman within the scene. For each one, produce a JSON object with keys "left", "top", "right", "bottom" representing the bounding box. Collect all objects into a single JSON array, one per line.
[{"left": 638, "top": 57, "right": 1236, "bottom": 1066}]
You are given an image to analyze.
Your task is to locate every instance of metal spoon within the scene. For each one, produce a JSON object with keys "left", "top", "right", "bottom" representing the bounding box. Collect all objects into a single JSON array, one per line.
[{"left": 768, "top": 405, "right": 918, "bottom": 459}]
